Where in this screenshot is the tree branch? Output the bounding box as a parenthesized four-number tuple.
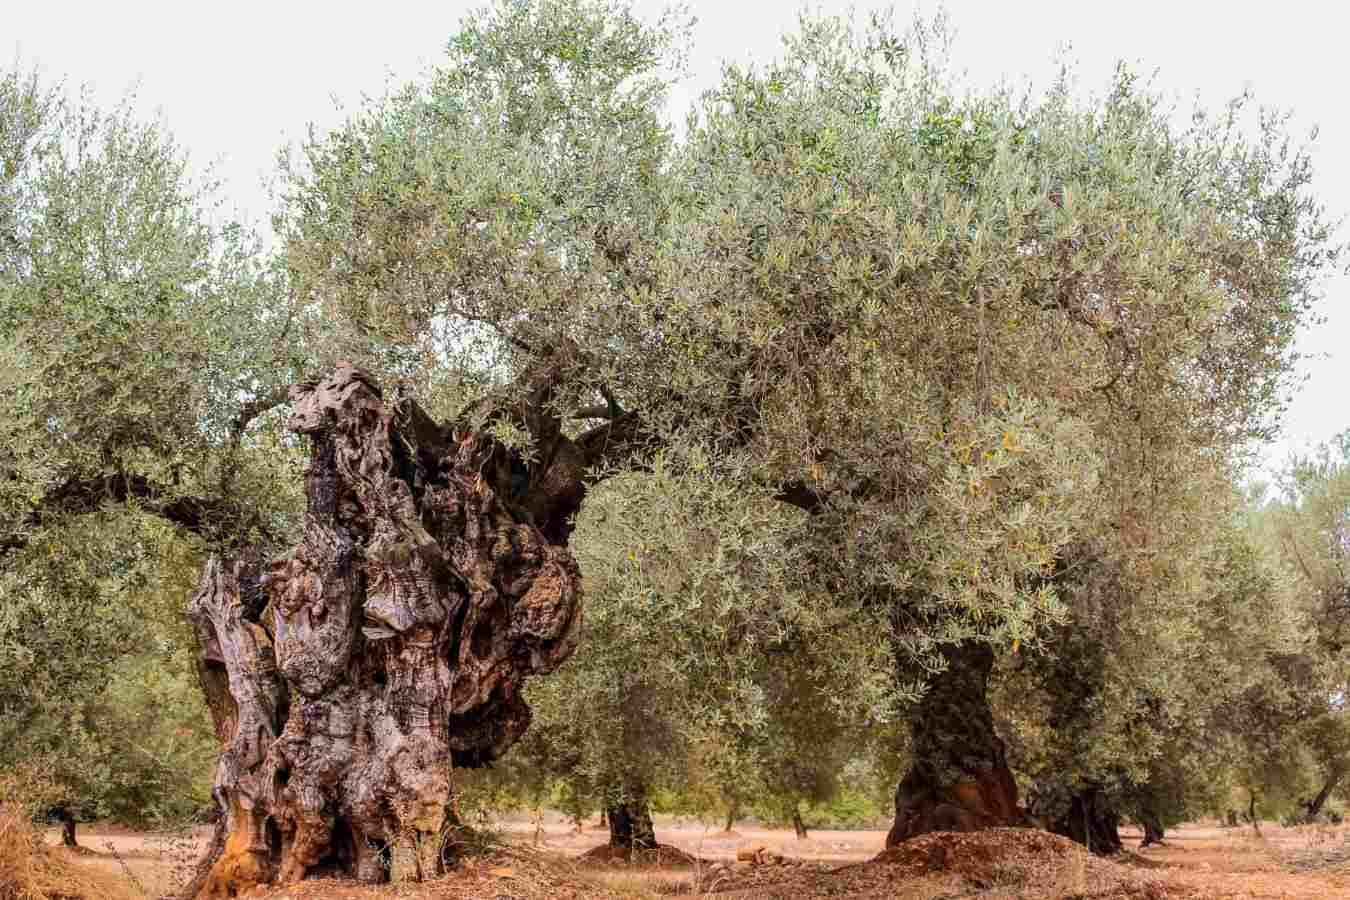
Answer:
(229, 388, 291, 445)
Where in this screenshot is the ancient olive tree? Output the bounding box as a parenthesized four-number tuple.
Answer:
(998, 513, 1311, 851)
(254, 4, 1342, 873)
(182, 1, 698, 893)
(1251, 434, 1350, 819)
(666, 15, 1339, 846)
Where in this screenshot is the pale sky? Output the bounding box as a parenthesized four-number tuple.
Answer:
(11, 1, 1347, 471)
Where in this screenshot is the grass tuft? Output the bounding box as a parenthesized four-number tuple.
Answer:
(0, 802, 142, 900)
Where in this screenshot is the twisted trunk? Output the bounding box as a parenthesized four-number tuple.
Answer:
(184, 363, 629, 898)
(607, 782, 656, 851)
(886, 642, 1019, 846)
(1032, 784, 1122, 855)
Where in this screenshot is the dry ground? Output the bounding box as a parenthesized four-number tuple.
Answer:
(38, 816, 1350, 899)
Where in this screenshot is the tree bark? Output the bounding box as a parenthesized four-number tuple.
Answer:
(57, 809, 78, 848)
(1139, 815, 1164, 847)
(607, 782, 656, 852)
(1248, 792, 1261, 835)
(792, 809, 808, 840)
(184, 364, 612, 898)
(886, 642, 1019, 846)
(1032, 784, 1122, 855)
(1303, 769, 1343, 820)
(723, 802, 738, 833)
(1131, 783, 1165, 847)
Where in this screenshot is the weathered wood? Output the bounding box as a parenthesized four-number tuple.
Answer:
(186, 364, 589, 896)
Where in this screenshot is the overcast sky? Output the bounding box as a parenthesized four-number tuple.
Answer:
(11, 1, 1347, 473)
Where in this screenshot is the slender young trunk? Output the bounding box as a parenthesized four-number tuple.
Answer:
(607, 782, 656, 852)
(792, 809, 808, 840)
(723, 802, 738, 834)
(887, 642, 1019, 846)
(1248, 792, 1261, 835)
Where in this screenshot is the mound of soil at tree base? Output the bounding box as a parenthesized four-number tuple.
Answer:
(705, 828, 1197, 899)
(578, 842, 703, 866)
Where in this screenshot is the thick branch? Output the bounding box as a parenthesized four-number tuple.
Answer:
(1, 472, 245, 554)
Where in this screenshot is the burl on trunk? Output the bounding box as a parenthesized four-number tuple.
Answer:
(886, 642, 1019, 846)
(185, 364, 597, 897)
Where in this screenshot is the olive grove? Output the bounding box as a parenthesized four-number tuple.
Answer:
(0, 0, 1344, 896)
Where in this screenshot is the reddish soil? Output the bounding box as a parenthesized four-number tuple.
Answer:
(44, 818, 1350, 899)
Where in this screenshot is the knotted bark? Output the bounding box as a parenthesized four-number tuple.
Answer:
(886, 642, 1020, 846)
(186, 363, 612, 896)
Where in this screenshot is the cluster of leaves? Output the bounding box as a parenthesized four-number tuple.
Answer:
(0, 65, 296, 827)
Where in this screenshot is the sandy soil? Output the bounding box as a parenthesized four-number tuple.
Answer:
(45, 817, 1350, 898)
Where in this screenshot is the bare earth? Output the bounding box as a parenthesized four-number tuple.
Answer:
(45, 817, 1350, 898)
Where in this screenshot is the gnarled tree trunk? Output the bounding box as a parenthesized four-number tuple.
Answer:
(723, 801, 738, 833)
(1031, 783, 1122, 855)
(184, 363, 631, 898)
(886, 642, 1019, 846)
(607, 781, 656, 852)
(1139, 814, 1164, 848)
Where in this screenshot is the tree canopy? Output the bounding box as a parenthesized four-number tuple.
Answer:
(0, 1, 1345, 893)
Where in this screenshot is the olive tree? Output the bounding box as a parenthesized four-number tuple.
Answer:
(0, 64, 297, 845)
